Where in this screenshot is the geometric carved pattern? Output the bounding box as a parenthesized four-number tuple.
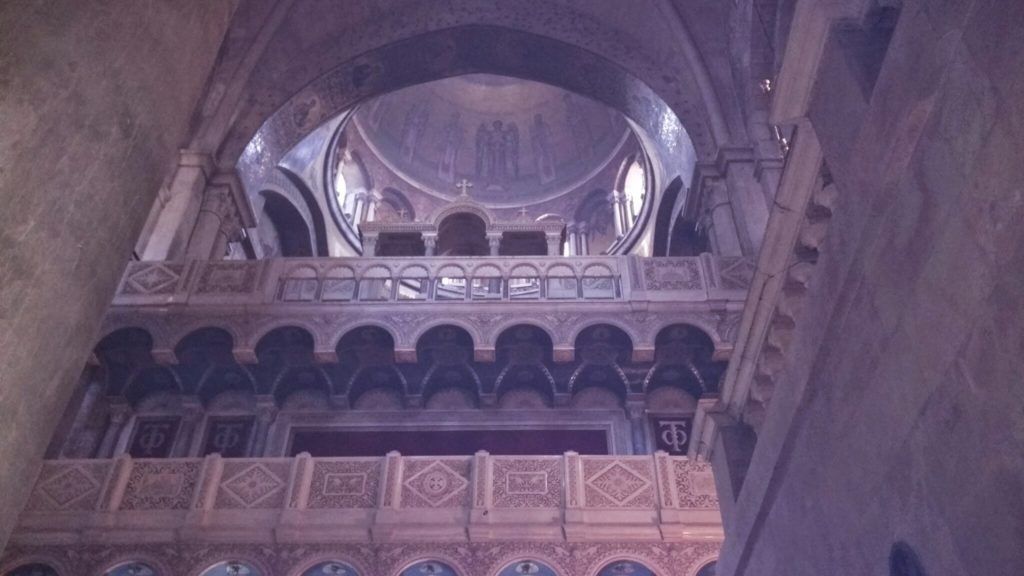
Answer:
(492, 457, 563, 509)
(582, 458, 655, 508)
(122, 263, 183, 295)
(716, 257, 756, 290)
(217, 461, 289, 509)
(673, 460, 719, 509)
(28, 462, 109, 511)
(642, 258, 703, 291)
(120, 461, 201, 511)
(307, 459, 380, 509)
(401, 459, 470, 508)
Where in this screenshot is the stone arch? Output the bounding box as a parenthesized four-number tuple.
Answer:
(98, 555, 173, 576)
(586, 556, 669, 576)
(430, 202, 495, 228)
(124, 365, 183, 407)
(687, 555, 720, 576)
(392, 557, 468, 576)
(167, 322, 244, 356)
(1, 557, 69, 576)
(409, 320, 481, 351)
(287, 555, 369, 576)
(188, 557, 273, 576)
(196, 364, 258, 406)
(488, 554, 569, 576)
(227, 23, 713, 192)
(250, 322, 322, 354)
(331, 321, 401, 354)
(567, 321, 639, 354)
(259, 189, 315, 257)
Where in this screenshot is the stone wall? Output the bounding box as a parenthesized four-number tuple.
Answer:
(0, 0, 235, 549)
(721, 1, 1024, 574)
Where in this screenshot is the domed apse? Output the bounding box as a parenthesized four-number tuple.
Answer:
(325, 75, 653, 255)
(241, 71, 694, 258)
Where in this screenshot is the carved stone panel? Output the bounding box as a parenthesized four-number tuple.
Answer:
(216, 460, 290, 509)
(581, 458, 655, 508)
(400, 458, 471, 508)
(120, 461, 201, 510)
(491, 457, 563, 509)
(307, 459, 381, 509)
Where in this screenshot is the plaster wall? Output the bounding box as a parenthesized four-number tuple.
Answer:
(0, 0, 235, 550)
(722, 1, 1024, 574)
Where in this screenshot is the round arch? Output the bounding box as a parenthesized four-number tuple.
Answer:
(287, 555, 369, 576)
(586, 556, 670, 576)
(233, 25, 702, 205)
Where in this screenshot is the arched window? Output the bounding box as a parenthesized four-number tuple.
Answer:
(301, 561, 359, 576)
(623, 159, 646, 224)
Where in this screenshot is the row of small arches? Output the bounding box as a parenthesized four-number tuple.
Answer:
(283, 261, 616, 280)
(4, 559, 717, 576)
(98, 322, 720, 408)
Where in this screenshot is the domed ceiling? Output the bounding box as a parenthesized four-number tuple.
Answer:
(349, 74, 633, 207)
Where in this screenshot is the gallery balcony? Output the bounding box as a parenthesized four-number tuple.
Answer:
(14, 452, 721, 545)
(102, 254, 753, 365)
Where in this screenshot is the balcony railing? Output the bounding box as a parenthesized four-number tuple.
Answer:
(101, 255, 753, 363)
(19, 452, 721, 542)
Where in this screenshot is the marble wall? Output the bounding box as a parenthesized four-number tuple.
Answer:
(720, 1, 1024, 574)
(0, 1, 236, 550)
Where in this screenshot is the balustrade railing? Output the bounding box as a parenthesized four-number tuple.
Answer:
(20, 452, 721, 541)
(113, 255, 754, 306)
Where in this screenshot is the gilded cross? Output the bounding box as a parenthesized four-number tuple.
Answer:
(396, 207, 407, 220)
(455, 178, 473, 197)
(518, 206, 529, 219)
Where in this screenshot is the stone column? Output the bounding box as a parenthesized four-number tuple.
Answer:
(545, 232, 562, 256)
(565, 223, 579, 256)
(363, 233, 378, 257)
(577, 222, 590, 255)
(97, 404, 132, 458)
(487, 232, 503, 256)
(251, 403, 278, 457)
(626, 403, 648, 454)
(351, 191, 367, 224)
(173, 401, 204, 457)
(365, 190, 381, 223)
(706, 179, 744, 257)
(184, 180, 238, 260)
(423, 233, 438, 257)
(610, 191, 627, 238)
(61, 377, 105, 458)
(138, 151, 215, 260)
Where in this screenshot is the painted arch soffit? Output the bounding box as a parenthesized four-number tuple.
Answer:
(233, 26, 701, 194)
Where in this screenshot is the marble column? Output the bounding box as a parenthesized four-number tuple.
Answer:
(351, 191, 367, 224)
(565, 223, 579, 256)
(487, 232, 503, 256)
(184, 182, 237, 260)
(423, 233, 438, 256)
(577, 222, 590, 255)
(626, 404, 649, 454)
(545, 233, 562, 256)
(706, 179, 744, 257)
(138, 152, 216, 260)
(61, 377, 105, 458)
(97, 404, 131, 458)
(251, 403, 279, 457)
(173, 401, 204, 457)
(611, 191, 629, 238)
(363, 234, 378, 257)
(365, 190, 381, 222)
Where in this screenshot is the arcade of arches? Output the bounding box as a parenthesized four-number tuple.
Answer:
(2, 1, 1023, 575)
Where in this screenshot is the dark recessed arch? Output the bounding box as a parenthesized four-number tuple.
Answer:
(259, 190, 315, 257)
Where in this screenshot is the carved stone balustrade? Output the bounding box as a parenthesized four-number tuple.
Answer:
(104, 255, 753, 364)
(15, 453, 721, 545)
